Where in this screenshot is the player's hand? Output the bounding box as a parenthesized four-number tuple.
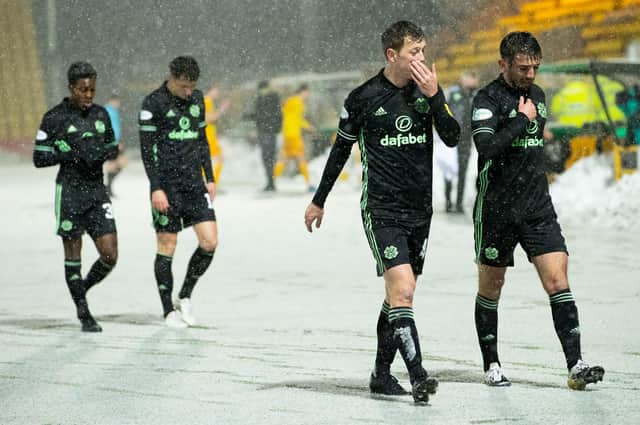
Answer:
(304, 203, 324, 233)
(205, 181, 216, 202)
(151, 190, 170, 213)
(518, 96, 537, 121)
(411, 61, 438, 98)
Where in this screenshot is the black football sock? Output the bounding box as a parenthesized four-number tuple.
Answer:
(65, 260, 90, 318)
(155, 253, 174, 317)
(389, 307, 426, 384)
(178, 247, 214, 299)
(475, 293, 500, 371)
(84, 259, 115, 292)
(374, 300, 396, 376)
(550, 289, 582, 370)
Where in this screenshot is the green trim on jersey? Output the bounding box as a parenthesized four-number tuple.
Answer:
(140, 125, 157, 132)
(34, 145, 54, 152)
(55, 183, 62, 233)
(358, 129, 385, 275)
(474, 160, 492, 264)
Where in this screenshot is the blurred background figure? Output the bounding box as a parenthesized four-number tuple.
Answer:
(104, 93, 128, 198)
(249, 80, 282, 192)
(447, 71, 478, 214)
(274, 83, 316, 192)
(435, 130, 458, 213)
(204, 83, 231, 184)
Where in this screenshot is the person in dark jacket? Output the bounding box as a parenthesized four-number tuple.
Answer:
(252, 80, 282, 191)
(447, 71, 478, 213)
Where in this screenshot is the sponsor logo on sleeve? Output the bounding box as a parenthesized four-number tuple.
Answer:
(472, 108, 493, 121)
(36, 130, 47, 141)
(340, 106, 349, 119)
(140, 110, 153, 120)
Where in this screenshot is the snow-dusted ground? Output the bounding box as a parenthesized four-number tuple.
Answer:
(0, 142, 638, 425)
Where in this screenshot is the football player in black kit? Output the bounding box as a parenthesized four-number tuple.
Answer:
(471, 32, 604, 390)
(33, 62, 119, 332)
(304, 21, 460, 404)
(139, 56, 218, 328)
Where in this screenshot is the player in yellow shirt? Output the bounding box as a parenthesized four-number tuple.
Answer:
(204, 84, 230, 183)
(274, 84, 315, 191)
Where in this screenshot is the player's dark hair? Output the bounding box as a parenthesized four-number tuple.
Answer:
(381, 20, 425, 54)
(296, 83, 309, 93)
(169, 56, 200, 81)
(67, 61, 97, 85)
(258, 80, 269, 90)
(500, 32, 542, 63)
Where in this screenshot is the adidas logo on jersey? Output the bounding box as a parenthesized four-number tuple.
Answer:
(67, 124, 78, 133)
(509, 109, 517, 118)
(374, 107, 387, 116)
(166, 109, 176, 118)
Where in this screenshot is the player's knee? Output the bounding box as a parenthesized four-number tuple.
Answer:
(544, 275, 569, 294)
(392, 284, 416, 306)
(101, 248, 118, 266)
(199, 238, 217, 252)
(158, 237, 177, 254)
(480, 277, 505, 298)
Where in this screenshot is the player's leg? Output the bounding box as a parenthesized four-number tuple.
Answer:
(84, 233, 117, 294)
(61, 238, 102, 332)
(362, 218, 406, 395)
(474, 220, 516, 386)
(174, 192, 218, 326)
(525, 216, 604, 389)
(155, 231, 185, 328)
(174, 220, 217, 326)
(477, 265, 510, 386)
(364, 217, 436, 403)
(84, 194, 118, 294)
(57, 184, 101, 331)
(384, 264, 437, 403)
